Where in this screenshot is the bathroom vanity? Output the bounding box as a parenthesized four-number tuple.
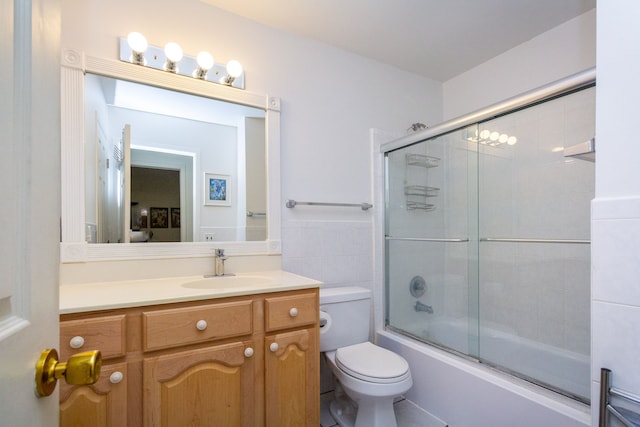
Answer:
(58, 271, 321, 426)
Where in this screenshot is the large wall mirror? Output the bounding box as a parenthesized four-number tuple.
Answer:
(60, 49, 281, 262)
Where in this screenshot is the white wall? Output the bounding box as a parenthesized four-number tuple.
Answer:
(443, 9, 596, 121)
(592, 2, 640, 425)
(61, 0, 442, 286)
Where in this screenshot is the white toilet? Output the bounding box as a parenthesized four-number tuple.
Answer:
(320, 286, 412, 427)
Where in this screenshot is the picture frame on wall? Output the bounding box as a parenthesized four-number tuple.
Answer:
(150, 207, 169, 228)
(204, 173, 231, 206)
(170, 207, 180, 228)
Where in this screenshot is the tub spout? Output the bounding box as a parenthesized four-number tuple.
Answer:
(414, 301, 433, 314)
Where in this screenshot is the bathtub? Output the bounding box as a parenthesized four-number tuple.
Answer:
(405, 317, 590, 401)
(376, 326, 591, 427)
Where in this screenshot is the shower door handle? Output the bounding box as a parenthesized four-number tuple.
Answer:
(480, 238, 590, 244)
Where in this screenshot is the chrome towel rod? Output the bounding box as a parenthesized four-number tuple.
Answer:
(286, 199, 373, 211)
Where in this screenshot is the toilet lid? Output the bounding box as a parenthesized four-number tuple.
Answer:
(335, 342, 410, 384)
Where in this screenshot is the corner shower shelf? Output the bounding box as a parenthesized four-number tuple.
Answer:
(405, 185, 439, 197)
(405, 153, 440, 212)
(406, 201, 436, 211)
(405, 153, 440, 168)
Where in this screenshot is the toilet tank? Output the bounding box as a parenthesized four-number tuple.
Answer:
(319, 286, 371, 352)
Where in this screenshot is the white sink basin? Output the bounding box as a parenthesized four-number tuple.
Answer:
(181, 275, 274, 289)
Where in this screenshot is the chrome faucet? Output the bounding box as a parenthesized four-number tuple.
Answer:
(414, 301, 434, 314)
(213, 248, 227, 276)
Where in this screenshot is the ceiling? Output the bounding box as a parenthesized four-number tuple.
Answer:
(200, 0, 595, 82)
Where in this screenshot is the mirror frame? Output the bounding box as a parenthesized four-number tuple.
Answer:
(60, 48, 281, 263)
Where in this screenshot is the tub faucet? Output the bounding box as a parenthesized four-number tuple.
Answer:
(414, 301, 434, 314)
(213, 248, 227, 276)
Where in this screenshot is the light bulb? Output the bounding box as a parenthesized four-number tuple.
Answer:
(163, 42, 183, 73)
(499, 134, 508, 144)
(479, 130, 491, 140)
(226, 60, 243, 78)
(164, 42, 183, 62)
(489, 131, 500, 141)
(197, 52, 214, 70)
(507, 136, 518, 145)
(127, 32, 148, 53)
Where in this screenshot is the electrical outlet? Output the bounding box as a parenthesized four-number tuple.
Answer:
(204, 233, 214, 241)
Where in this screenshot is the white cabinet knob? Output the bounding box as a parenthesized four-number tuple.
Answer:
(196, 320, 208, 331)
(244, 347, 254, 358)
(109, 371, 124, 384)
(69, 336, 85, 349)
(269, 342, 279, 352)
(289, 307, 298, 317)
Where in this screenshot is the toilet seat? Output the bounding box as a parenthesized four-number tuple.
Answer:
(335, 342, 410, 384)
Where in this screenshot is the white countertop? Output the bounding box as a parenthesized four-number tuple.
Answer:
(59, 270, 323, 314)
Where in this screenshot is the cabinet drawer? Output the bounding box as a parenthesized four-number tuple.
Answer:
(60, 315, 126, 361)
(143, 300, 253, 351)
(265, 292, 318, 332)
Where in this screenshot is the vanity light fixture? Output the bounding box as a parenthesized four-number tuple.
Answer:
(221, 60, 243, 86)
(163, 42, 183, 73)
(119, 33, 245, 89)
(127, 32, 148, 65)
(193, 51, 214, 79)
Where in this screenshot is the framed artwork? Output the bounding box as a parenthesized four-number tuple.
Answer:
(204, 173, 231, 206)
(170, 207, 181, 228)
(150, 207, 169, 228)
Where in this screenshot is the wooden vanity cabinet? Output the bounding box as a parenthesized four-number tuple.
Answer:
(141, 299, 258, 427)
(59, 362, 128, 427)
(59, 288, 319, 427)
(59, 314, 128, 427)
(264, 292, 320, 427)
(143, 339, 258, 426)
(265, 328, 319, 427)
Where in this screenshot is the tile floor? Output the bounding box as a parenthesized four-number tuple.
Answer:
(320, 392, 447, 427)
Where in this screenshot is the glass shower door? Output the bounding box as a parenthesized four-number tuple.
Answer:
(476, 87, 594, 401)
(385, 125, 479, 357)
(384, 85, 594, 403)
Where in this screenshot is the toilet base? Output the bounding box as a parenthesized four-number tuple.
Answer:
(329, 395, 357, 427)
(329, 384, 399, 427)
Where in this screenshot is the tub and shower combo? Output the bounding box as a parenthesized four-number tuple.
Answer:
(377, 69, 595, 426)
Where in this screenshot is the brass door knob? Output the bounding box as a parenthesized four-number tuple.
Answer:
(35, 348, 102, 397)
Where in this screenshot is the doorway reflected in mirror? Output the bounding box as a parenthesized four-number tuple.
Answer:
(84, 74, 267, 243)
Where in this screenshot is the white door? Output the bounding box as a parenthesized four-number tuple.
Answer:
(121, 125, 132, 243)
(0, 0, 61, 424)
(96, 117, 109, 243)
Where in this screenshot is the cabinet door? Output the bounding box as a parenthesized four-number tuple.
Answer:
(143, 340, 255, 427)
(265, 328, 319, 427)
(59, 363, 128, 427)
